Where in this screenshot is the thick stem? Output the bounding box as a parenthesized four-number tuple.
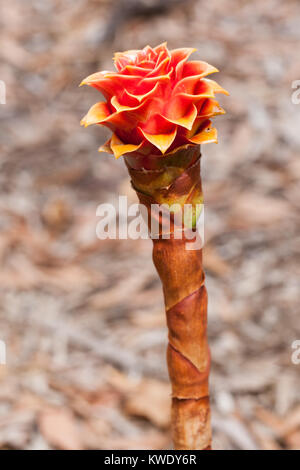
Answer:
(125, 146, 211, 450)
(153, 235, 211, 450)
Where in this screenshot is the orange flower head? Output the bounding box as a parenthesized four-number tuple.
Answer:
(80, 43, 228, 158)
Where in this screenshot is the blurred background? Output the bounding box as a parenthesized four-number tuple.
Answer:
(0, 0, 299, 450)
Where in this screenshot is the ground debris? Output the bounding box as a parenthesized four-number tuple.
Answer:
(0, 0, 299, 450)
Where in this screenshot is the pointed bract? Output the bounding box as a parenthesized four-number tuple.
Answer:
(81, 43, 227, 156)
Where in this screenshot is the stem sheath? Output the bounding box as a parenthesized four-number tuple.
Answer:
(125, 145, 211, 450)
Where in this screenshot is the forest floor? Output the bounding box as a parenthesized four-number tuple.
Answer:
(0, 0, 299, 449)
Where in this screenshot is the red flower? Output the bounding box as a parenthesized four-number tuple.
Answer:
(81, 43, 228, 158)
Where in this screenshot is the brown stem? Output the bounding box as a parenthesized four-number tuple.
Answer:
(153, 235, 211, 450)
(125, 146, 211, 450)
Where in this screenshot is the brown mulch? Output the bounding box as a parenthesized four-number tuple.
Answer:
(0, 0, 299, 450)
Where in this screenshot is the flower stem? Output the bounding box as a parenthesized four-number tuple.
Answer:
(125, 146, 211, 450)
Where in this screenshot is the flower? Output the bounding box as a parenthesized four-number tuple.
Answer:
(80, 43, 228, 158)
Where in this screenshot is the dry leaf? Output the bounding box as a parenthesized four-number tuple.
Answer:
(203, 243, 231, 276)
(38, 407, 82, 450)
(99, 430, 170, 450)
(41, 198, 73, 234)
(125, 379, 171, 429)
(229, 193, 291, 229)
